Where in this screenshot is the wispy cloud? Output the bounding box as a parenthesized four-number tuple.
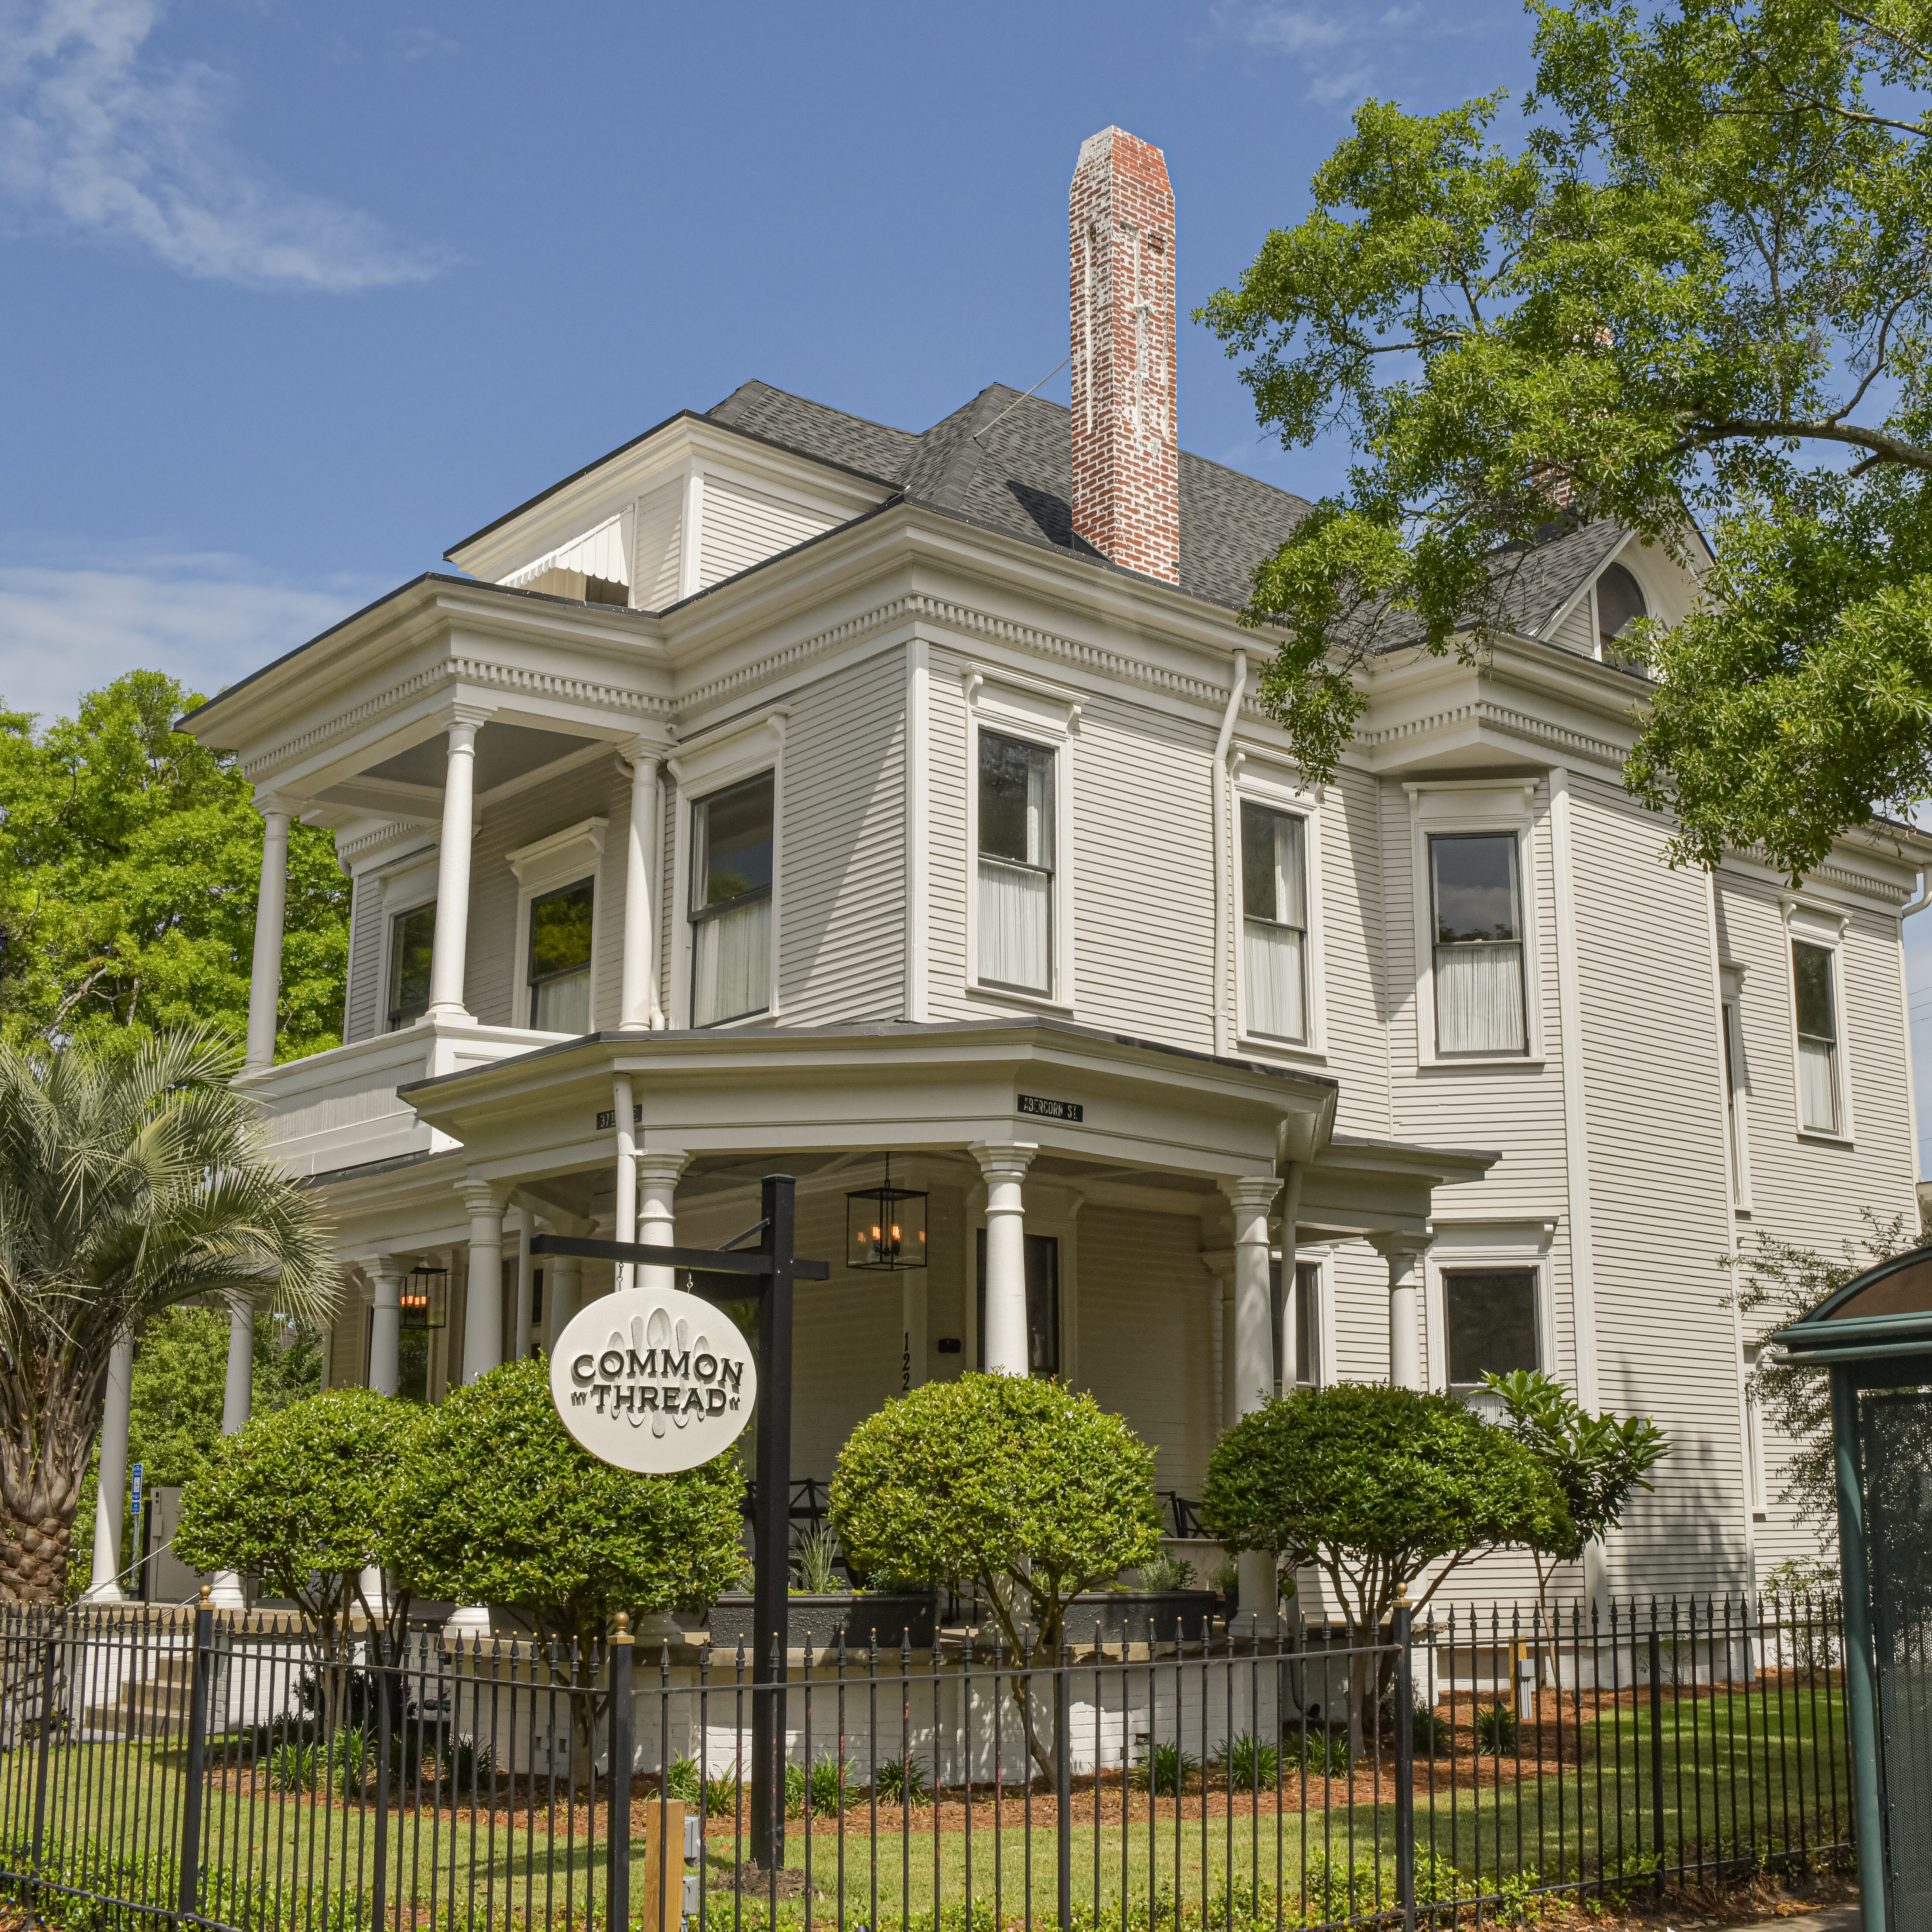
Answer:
(1212, 0, 1489, 108)
(0, 548, 367, 723)
(0, 0, 453, 291)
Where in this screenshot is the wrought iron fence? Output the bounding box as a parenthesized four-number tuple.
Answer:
(0, 1590, 1851, 1932)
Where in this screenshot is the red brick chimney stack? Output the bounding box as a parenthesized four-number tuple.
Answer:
(1069, 127, 1180, 585)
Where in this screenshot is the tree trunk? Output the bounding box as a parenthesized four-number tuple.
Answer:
(0, 1346, 112, 1606)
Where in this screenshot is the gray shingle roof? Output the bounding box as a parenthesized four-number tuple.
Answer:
(704, 379, 1626, 648)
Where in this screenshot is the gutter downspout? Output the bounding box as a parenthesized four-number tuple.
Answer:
(1212, 651, 1248, 1058)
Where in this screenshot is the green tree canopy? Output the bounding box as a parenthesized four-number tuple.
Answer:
(1203, 1383, 1570, 1752)
(830, 1373, 1162, 1782)
(0, 1027, 335, 1604)
(1200, 0, 1932, 878)
(0, 671, 347, 1055)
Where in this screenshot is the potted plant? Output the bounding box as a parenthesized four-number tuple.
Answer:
(704, 1527, 939, 1652)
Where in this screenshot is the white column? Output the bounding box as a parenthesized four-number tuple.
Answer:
(547, 1252, 583, 1350)
(459, 1182, 507, 1383)
(208, 1299, 255, 1609)
(366, 1258, 405, 1398)
(1372, 1233, 1433, 1391)
(245, 804, 291, 1073)
(511, 1210, 535, 1360)
(425, 709, 488, 1022)
(619, 744, 663, 1031)
(85, 1330, 135, 1601)
(971, 1143, 1037, 1375)
(635, 1151, 689, 1295)
(611, 1076, 637, 1292)
(1223, 1175, 1283, 1637)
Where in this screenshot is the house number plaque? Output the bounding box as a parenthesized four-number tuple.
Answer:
(549, 1285, 757, 1473)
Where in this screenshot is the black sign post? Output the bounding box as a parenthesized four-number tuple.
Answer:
(532, 1172, 828, 1873)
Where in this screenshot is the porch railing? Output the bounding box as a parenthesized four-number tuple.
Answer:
(0, 1591, 1851, 1931)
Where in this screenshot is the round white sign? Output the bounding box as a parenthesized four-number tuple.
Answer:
(549, 1286, 757, 1474)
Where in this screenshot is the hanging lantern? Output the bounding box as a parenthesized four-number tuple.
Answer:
(399, 1263, 449, 1330)
(845, 1156, 928, 1272)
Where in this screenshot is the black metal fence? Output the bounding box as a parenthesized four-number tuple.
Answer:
(0, 1591, 1851, 1932)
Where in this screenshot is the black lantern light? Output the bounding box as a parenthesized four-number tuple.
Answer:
(400, 1263, 449, 1330)
(846, 1156, 928, 1271)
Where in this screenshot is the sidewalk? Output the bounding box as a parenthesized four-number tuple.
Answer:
(1715, 1910, 1859, 1932)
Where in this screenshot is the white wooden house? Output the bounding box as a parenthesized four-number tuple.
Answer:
(127, 126, 1928, 1621)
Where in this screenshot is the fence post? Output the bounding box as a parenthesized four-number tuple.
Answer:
(372, 1624, 393, 1932)
(1647, 1614, 1665, 1910)
(607, 1614, 635, 1932)
(1394, 1601, 1415, 1932)
(176, 1587, 216, 1926)
(28, 1608, 59, 1910)
(1056, 1636, 1073, 1931)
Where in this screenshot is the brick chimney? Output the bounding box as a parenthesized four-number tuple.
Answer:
(1069, 127, 1179, 585)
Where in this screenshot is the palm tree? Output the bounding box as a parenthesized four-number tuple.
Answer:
(0, 1028, 337, 1605)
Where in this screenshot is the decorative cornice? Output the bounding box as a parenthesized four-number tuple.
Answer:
(1357, 698, 1625, 771)
(336, 821, 433, 866)
(1728, 845, 1912, 906)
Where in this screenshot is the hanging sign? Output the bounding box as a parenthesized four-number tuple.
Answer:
(549, 1286, 757, 1474)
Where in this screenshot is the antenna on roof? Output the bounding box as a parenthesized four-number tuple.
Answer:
(971, 356, 1071, 444)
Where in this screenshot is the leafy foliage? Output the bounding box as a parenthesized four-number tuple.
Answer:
(0, 1028, 335, 1602)
(384, 1355, 745, 1649)
(0, 672, 347, 1054)
(1199, 0, 1932, 876)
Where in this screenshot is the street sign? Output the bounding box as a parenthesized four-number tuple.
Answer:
(549, 1286, 757, 1474)
(130, 1462, 142, 1525)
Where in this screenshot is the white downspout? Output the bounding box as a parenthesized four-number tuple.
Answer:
(1212, 651, 1248, 1057)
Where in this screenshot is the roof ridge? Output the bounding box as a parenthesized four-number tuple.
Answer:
(708, 377, 920, 445)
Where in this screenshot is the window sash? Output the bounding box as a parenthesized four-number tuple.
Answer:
(1244, 921, 1308, 1042)
(693, 895, 771, 1027)
(532, 970, 591, 1034)
(978, 856, 1052, 992)
(978, 731, 1055, 868)
(1443, 1267, 1540, 1387)
(1791, 940, 1840, 1133)
(1241, 805, 1309, 1042)
(1433, 941, 1526, 1055)
(387, 903, 436, 1032)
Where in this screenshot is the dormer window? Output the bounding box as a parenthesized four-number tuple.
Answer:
(1597, 563, 1647, 667)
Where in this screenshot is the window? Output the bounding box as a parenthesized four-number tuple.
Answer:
(1744, 1359, 1767, 1515)
(1430, 833, 1526, 1056)
(1271, 1258, 1320, 1390)
(1792, 938, 1841, 1134)
(691, 772, 774, 1026)
(977, 730, 1055, 993)
(1443, 1268, 1539, 1388)
(1722, 994, 1749, 1204)
(1596, 563, 1648, 667)
(1242, 803, 1309, 1042)
(386, 902, 435, 1031)
(975, 1231, 1060, 1376)
(527, 878, 594, 1032)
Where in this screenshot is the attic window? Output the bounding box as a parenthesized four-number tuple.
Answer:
(1597, 563, 1647, 665)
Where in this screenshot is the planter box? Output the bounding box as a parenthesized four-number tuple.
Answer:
(705, 1593, 937, 1652)
(1060, 1589, 1220, 1645)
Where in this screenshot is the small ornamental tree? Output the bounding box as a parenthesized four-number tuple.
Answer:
(174, 1389, 422, 1737)
(384, 1357, 744, 1789)
(1480, 1371, 1668, 1630)
(1203, 1384, 1570, 1756)
(829, 1373, 1162, 1783)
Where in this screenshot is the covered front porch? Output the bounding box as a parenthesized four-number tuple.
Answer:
(306, 1016, 1495, 1629)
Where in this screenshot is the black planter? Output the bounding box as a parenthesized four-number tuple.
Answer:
(705, 1592, 938, 1652)
(1058, 1589, 1220, 1645)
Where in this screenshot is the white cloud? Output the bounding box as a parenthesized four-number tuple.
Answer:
(0, 0, 452, 291)
(1212, 0, 1492, 109)
(0, 551, 365, 722)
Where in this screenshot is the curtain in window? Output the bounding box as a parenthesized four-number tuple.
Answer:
(1240, 806, 1308, 1041)
(533, 970, 590, 1034)
(978, 857, 1050, 991)
(1798, 1037, 1838, 1133)
(695, 897, 770, 1026)
(1244, 922, 1306, 1040)
(1434, 942, 1525, 1054)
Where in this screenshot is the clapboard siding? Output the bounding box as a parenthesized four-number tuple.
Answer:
(923, 649, 974, 1020)
(343, 871, 384, 1045)
(777, 648, 907, 1024)
(1546, 596, 1595, 657)
(633, 479, 682, 609)
(1320, 766, 1391, 1139)
(699, 477, 837, 589)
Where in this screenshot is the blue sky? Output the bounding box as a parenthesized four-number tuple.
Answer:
(2, 0, 1929, 1172)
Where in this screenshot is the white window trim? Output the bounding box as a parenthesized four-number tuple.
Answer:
(667, 708, 787, 1029)
(1424, 1219, 1557, 1393)
(1407, 781, 1546, 1068)
(1233, 750, 1326, 1060)
(505, 817, 608, 1034)
(1720, 962, 1754, 1213)
(1780, 897, 1855, 1145)
(369, 846, 440, 1033)
(963, 667, 1079, 1012)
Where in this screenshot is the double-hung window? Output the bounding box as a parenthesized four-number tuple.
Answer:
(977, 730, 1055, 994)
(1430, 832, 1527, 1056)
(386, 903, 435, 1031)
(1792, 938, 1842, 1134)
(1241, 803, 1309, 1043)
(527, 878, 594, 1033)
(691, 772, 774, 1026)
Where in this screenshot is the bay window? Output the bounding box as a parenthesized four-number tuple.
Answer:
(978, 729, 1055, 994)
(1792, 938, 1841, 1134)
(527, 878, 594, 1033)
(1241, 802, 1309, 1042)
(1430, 831, 1527, 1056)
(691, 771, 774, 1026)
(386, 902, 435, 1032)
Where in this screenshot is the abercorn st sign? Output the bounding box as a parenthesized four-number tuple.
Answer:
(549, 1285, 757, 1473)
